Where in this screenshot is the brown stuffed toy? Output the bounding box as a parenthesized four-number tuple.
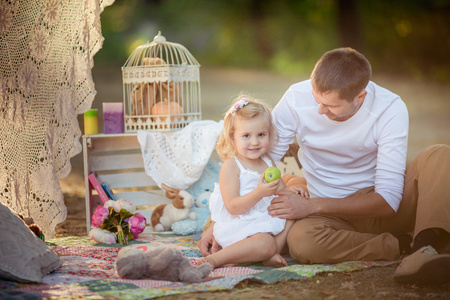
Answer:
(130, 57, 179, 121)
(17, 213, 45, 241)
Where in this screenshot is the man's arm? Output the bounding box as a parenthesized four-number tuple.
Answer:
(372, 99, 409, 212)
(268, 191, 395, 220)
(270, 89, 299, 164)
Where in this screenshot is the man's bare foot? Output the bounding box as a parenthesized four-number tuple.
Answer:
(198, 255, 218, 269)
(262, 253, 288, 268)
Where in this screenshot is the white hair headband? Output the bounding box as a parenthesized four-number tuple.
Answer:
(230, 98, 249, 114)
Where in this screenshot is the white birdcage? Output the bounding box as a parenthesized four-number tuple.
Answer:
(122, 31, 201, 132)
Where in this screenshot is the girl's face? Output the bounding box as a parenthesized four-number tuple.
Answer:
(232, 114, 271, 161)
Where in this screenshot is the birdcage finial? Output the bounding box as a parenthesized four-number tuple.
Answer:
(153, 31, 166, 43)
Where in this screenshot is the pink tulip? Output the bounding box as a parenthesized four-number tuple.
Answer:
(88, 228, 117, 244)
(128, 213, 146, 238)
(91, 206, 109, 227)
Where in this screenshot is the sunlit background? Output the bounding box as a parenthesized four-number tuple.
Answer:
(65, 0, 450, 194)
(96, 0, 450, 80)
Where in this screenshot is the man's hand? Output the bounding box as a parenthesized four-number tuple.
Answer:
(270, 190, 395, 220)
(283, 185, 309, 199)
(198, 223, 220, 257)
(268, 191, 313, 219)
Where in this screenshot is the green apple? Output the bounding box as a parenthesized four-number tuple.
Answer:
(264, 167, 281, 183)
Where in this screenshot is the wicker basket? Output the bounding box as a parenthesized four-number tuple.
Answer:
(122, 31, 201, 132)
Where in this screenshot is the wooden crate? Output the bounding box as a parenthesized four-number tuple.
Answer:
(83, 134, 170, 235)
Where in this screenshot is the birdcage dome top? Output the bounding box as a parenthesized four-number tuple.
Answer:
(123, 31, 200, 68)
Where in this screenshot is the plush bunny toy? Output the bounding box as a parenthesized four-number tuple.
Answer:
(150, 183, 197, 232)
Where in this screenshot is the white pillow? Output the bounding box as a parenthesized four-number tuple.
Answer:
(0, 203, 61, 283)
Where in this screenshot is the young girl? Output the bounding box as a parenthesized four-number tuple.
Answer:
(198, 96, 309, 269)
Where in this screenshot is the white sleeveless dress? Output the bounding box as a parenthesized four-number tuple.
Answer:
(209, 156, 286, 249)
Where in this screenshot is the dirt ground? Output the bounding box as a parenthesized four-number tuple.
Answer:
(56, 67, 450, 299)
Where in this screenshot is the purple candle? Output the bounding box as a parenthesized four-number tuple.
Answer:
(103, 102, 124, 134)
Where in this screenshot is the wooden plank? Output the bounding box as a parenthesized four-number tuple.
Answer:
(85, 134, 140, 152)
(87, 152, 145, 172)
(114, 191, 169, 206)
(97, 172, 158, 189)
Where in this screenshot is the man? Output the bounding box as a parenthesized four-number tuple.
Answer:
(199, 48, 450, 285)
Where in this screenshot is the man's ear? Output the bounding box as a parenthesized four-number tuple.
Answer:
(357, 90, 367, 103)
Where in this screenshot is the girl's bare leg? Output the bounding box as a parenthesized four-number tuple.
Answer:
(263, 220, 295, 267)
(198, 233, 276, 269)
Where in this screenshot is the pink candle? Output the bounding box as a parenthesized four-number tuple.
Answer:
(103, 102, 124, 134)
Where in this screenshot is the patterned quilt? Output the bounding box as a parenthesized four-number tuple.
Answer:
(0, 233, 393, 299)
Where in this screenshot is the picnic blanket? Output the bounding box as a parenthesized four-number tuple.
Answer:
(0, 233, 394, 299)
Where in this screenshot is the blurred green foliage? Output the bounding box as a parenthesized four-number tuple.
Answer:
(96, 0, 450, 82)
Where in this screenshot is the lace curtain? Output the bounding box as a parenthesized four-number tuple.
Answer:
(0, 0, 114, 238)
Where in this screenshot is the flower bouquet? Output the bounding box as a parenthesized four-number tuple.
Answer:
(89, 199, 146, 245)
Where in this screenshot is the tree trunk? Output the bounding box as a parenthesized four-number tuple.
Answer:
(337, 0, 362, 51)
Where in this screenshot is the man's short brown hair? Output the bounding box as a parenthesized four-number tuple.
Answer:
(311, 48, 372, 101)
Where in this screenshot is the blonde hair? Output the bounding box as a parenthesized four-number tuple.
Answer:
(216, 94, 278, 161)
(311, 47, 372, 101)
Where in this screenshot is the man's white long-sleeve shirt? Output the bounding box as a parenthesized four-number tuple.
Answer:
(271, 80, 409, 212)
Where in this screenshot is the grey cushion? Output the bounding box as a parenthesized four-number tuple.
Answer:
(0, 202, 61, 283)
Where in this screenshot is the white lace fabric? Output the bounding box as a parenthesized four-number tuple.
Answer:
(0, 0, 114, 238)
(137, 120, 224, 190)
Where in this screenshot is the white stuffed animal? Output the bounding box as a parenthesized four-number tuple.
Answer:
(150, 183, 197, 232)
(171, 190, 212, 235)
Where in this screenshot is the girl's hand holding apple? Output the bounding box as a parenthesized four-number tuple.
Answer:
(256, 173, 281, 198)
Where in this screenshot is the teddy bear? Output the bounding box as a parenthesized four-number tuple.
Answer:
(130, 57, 179, 122)
(150, 183, 197, 232)
(171, 159, 220, 235)
(115, 243, 211, 282)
